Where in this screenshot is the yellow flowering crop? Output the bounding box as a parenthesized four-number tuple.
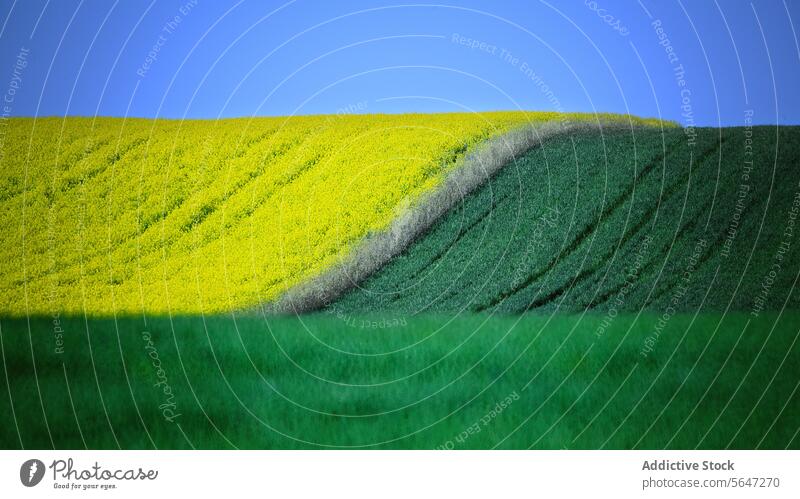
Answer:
(0, 112, 663, 315)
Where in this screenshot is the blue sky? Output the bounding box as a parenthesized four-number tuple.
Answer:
(1, 0, 798, 125)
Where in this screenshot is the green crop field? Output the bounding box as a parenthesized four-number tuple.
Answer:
(1, 120, 798, 449)
(332, 126, 800, 314)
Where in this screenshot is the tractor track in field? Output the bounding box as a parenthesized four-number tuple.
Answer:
(473, 132, 688, 312)
(510, 136, 725, 312)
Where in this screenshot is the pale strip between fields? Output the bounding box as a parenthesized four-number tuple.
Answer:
(266, 119, 649, 314)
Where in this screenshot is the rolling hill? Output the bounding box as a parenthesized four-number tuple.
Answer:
(0, 115, 797, 450)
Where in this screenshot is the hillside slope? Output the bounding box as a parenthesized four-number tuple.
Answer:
(331, 126, 800, 315)
(1, 112, 659, 315)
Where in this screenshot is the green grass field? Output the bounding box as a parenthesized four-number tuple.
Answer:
(1, 312, 797, 449)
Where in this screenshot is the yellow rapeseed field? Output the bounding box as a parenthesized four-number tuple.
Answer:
(0, 112, 661, 315)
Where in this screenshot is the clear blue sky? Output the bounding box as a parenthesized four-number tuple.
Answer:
(1, 0, 798, 125)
